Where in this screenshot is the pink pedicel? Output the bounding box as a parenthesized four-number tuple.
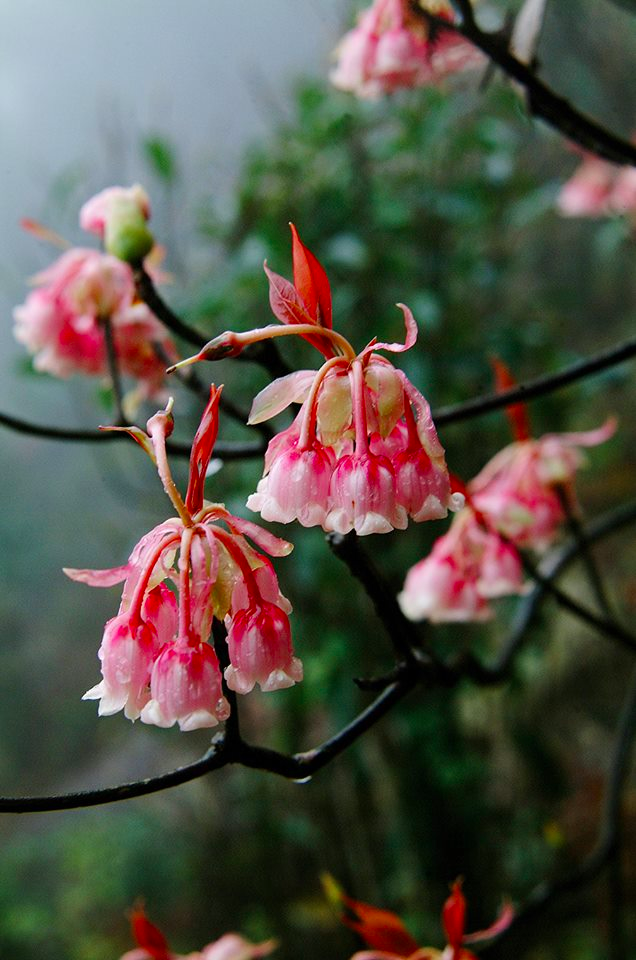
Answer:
(66, 387, 301, 731)
(240, 226, 463, 535)
(13, 244, 177, 399)
(330, 0, 484, 99)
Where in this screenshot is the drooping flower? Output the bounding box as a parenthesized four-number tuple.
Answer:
(172, 225, 463, 537)
(325, 876, 513, 960)
(121, 905, 277, 960)
(398, 505, 527, 623)
(399, 359, 616, 623)
(468, 419, 617, 552)
(13, 244, 177, 399)
(66, 387, 301, 731)
(330, 0, 484, 100)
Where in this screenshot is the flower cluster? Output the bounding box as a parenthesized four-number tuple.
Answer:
(399, 505, 527, 623)
(557, 150, 636, 221)
(14, 187, 177, 400)
(175, 225, 462, 537)
(399, 362, 616, 622)
(330, 0, 484, 99)
(66, 387, 302, 731)
(122, 905, 277, 960)
(326, 876, 512, 960)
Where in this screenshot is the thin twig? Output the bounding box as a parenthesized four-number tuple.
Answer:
(433, 335, 636, 427)
(0, 410, 265, 460)
(410, 4, 636, 166)
(481, 664, 636, 954)
(102, 314, 127, 425)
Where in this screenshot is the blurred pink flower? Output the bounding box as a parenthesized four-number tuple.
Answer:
(66, 388, 301, 732)
(468, 420, 617, 551)
(557, 149, 636, 221)
(398, 507, 527, 623)
(80, 183, 154, 262)
(330, 0, 484, 99)
(14, 246, 177, 399)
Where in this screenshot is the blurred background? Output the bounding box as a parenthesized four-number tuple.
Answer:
(1, 2, 636, 958)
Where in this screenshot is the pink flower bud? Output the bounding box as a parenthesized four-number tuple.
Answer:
(80, 184, 154, 263)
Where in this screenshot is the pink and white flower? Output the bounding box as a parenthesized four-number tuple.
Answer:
(398, 507, 527, 623)
(66, 387, 301, 731)
(330, 0, 484, 99)
(468, 419, 617, 552)
(13, 245, 177, 398)
(198, 226, 462, 536)
(557, 148, 636, 222)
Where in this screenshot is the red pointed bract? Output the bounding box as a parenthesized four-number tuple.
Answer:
(491, 356, 531, 443)
(290, 222, 332, 329)
(185, 384, 222, 513)
(340, 894, 420, 957)
(130, 907, 172, 960)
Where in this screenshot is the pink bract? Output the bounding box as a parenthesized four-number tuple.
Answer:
(79, 184, 151, 235)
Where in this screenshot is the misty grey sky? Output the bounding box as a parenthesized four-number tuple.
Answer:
(0, 0, 345, 396)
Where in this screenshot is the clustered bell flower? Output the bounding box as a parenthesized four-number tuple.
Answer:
(65, 387, 302, 732)
(330, 0, 484, 99)
(13, 186, 177, 400)
(399, 359, 616, 623)
(172, 225, 463, 537)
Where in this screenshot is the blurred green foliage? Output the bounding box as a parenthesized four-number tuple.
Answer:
(2, 64, 636, 960)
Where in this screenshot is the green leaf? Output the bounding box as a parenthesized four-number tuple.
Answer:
(142, 135, 178, 183)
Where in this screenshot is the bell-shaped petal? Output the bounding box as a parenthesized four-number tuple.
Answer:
(225, 601, 302, 694)
(83, 615, 159, 720)
(247, 440, 335, 528)
(141, 641, 230, 732)
(325, 452, 408, 536)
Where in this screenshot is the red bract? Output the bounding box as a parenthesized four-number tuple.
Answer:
(65, 387, 301, 732)
(333, 879, 512, 960)
(122, 906, 277, 960)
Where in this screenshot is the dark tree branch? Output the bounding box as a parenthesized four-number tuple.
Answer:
(134, 266, 208, 348)
(410, 4, 636, 166)
(2, 502, 635, 814)
(433, 335, 636, 427)
(0, 410, 265, 460)
(481, 663, 636, 954)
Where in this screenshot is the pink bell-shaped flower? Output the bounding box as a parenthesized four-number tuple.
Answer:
(141, 640, 230, 732)
(398, 508, 526, 623)
(82, 614, 160, 720)
(67, 387, 301, 731)
(225, 600, 302, 694)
